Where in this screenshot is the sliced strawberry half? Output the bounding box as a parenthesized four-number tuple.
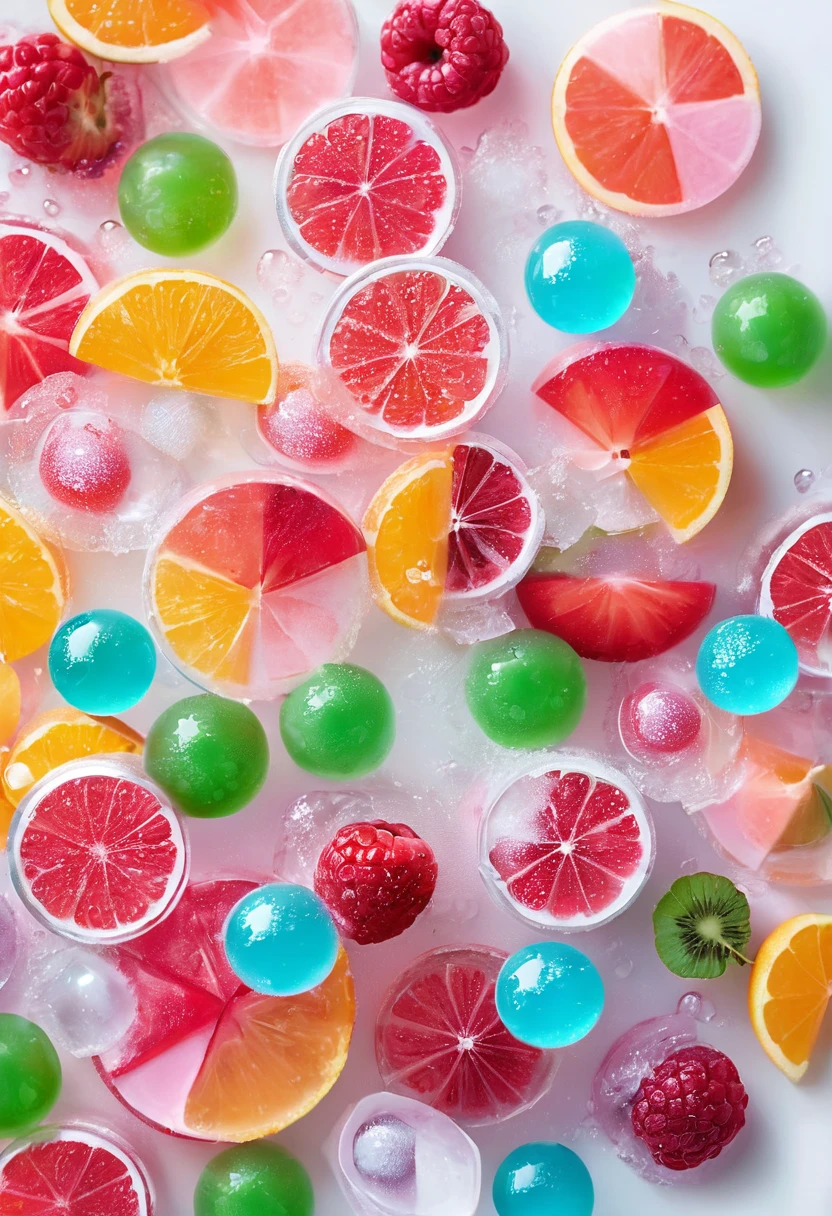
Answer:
(517, 573, 715, 662)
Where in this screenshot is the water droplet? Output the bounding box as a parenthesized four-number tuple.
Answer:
(750, 235, 782, 269)
(42, 198, 60, 218)
(9, 163, 32, 187)
(97, 219, 129, 256)
(614, 959, 633, 979)
(709, 249, 744, 289)
(536, 203, 563, 227)
(676, 991, 716, 1023)
(794, 469, 815, 494)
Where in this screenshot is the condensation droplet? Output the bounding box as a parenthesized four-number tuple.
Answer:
(708, 249, 744, 289)
(97, 219, 129, 256)
(676, 991, 716, 1023)
(614, 959, 633, 979)
(537, 203, 563, 227)
(9, 163, 32, 187)
(42, 198, 61, 218)
(794, 469, 815, 494)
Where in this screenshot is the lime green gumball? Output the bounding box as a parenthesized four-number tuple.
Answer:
(0, 1014, 61, 1136)
(194, 1142, 314, 1216)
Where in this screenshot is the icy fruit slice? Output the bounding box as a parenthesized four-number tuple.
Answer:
(759, 513, 832, 676)
(517, 574, 715, 662)
(0, 1127, 152, 1216)
(0, 496, 67, 663)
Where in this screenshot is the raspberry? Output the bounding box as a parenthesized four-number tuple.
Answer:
(381, 0, 509, 113)
(314, 820, 438, 945)
(631, 1045, 748, 1171)
(0, 33, 120, 173)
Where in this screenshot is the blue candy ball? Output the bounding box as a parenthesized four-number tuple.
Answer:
(48, 609, 156, 715)
(525, 220, 635, 333)
(493, 1143, 594, 1216)
(696, 614, 799, 715)
(224, 883, 339, 997)
(495, 942, 604, 1048)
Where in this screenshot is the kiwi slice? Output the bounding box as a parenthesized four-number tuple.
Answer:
(653, 872, 751, 979)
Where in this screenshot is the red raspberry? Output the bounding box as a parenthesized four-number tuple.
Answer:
(0, 33, 120, 172)
(314, 820, 438, 945)
(381, 0, 509, 113)
(631, 1045, 748, 1171)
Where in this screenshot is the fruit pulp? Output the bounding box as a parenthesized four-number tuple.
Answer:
(759, 512, 832, 675)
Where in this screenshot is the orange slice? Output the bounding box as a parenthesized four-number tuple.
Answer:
(48, 0, 211, 63)
(0, 664, 21, 747)
(184, 946, 355, 1140)
(628, 406, 733, 541)
(2, 708, 143, 808)
(363, 453, 453, 629)
(70, 271, 278, 405)
(735, 737, 832, 852)
(749, 914, 832, 1081)
(151, 556, 255, 687)
(0, 497, 67, 662)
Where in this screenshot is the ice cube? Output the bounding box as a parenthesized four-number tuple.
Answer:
(140, 391, 208, 460)
(28, 946, 137, 1057)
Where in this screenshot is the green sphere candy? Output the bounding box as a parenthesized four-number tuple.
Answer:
(711, 272, 827, 387)
(0, 1014, 61, 1136)
(144, 694, 268, 818)
(194, 1142, 313, 1216)
(118, 132, 238, 257)
(280, 663, 395, 780)
(466, 629, 586, 749)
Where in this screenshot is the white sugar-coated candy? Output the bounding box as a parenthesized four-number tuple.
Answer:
(0, 896, 17, 989)
(29, 948, 136, 1057)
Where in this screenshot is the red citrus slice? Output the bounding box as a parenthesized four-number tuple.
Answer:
(318, 259, 506, 447)
(375, 944, 556, 1125)
(0, 1126, 152, 1216)
(759, 513, 832, 677)
(277, 98, 458, 276)
(552, 2, 761, 216)
(0, 220, 98, 411)
(481, 760, 654, 930)
(8, 759, 188, 944)
(517, 573, 715, 662)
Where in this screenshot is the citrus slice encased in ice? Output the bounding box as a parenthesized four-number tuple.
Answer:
(0, 496, 68, 664)
(48, 0, 210, 63)
(759, 513, 832, 677)
(275, 96, 460, 276)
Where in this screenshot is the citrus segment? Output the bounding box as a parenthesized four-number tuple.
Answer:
(759, 514, 832, 676)
(0, 1127, 152, 1216)
(70, 270, 278, 405)
(0, 665, 20, 748)
(732, 737, 832, 853)
(552, 3, 761, 216)
(749, 914, 832, 1081)
(0, 497, 67, 663)
(151, 557, 255, 686)
(47, 0, 211, 62)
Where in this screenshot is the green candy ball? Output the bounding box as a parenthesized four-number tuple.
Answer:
(711, 272, 827, 387)
(466, 629, 587, 749)
(0, 1014, 61, 1136)
(118, 132, 238, 257)
(280, 663, 395, 780)
(194, 1142, 313, 1216)
(145, 694, 268, 818)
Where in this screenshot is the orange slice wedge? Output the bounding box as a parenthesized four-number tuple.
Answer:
(70, 271, 278, 405)
(363, 453, 453, 629)
(48, 0, 211, 63)
(0, 664, 21, 747)
(151, 556, 255, 687)
(749, 914, 832, 1081)
(0, 497, 67, 662)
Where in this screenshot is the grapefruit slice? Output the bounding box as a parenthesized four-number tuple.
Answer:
(375, 944, 556, 1125)
(48, 0, 211, 62)
(318, 258, 506, 447)
(0, 221, 98, 412)
(277, 97, 458, 276)
(759, 513, 832, 677)
(517, 573, 715, 662)
(481, 760, 654, 930)
(534, 343, 733, 542)
(0, 1125, 153, 1216)
(257, 363, 358, 475)
(95, 878, 356, 1141)
(167, 0, 358, 147)
(8, 759, 188, 944)
(146, 474, 367, 699)
(552, 2, 761, 216)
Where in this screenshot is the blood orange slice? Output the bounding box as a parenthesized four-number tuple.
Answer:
(759, 513, 832, 677)
(0, 221, 98, 411)
(552, 2, 761, 216)
(480, 759, 654, 930)
(375, 944, 556, 1125)
(8, 758, 188, 944)
(276, 97, 459, 276)
(318, 257, 507, 447)
(0, 1125, 153, 1216)
(533, 343, 733, 542)
(517, 573, 715, 662)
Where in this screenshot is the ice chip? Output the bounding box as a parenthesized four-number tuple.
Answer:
(28, 946, 137, 1057)
(141, 391, 208, 460)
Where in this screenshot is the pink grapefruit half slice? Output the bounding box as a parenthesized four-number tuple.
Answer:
(759, 513, 832, 677)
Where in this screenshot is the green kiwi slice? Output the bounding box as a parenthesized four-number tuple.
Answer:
(653, 872, 752, 979)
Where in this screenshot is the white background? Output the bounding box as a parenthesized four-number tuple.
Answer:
(1, 0, 832, 1213)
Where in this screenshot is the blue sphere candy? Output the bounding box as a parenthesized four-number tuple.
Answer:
(48, 609, 156, 715)
(224, 883, 339, 997)
(493, 1143, 594, 1216)
(495, 942, 604, 1049)
(525, 220, 636, 333)
(696, 614, 799, 715)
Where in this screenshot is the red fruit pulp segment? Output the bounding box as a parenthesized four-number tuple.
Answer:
(763, 517, 832, 660)
(489, 770, 645, 920)
(0, 1137, 146, 1216)
(16, 775, 182, 934)
(517, 574, 715, 662)
(447, 442, 534, 595)
(328, 270, 491, 432)
(0, 226, 97, 410)
(287, 112, 448, 264)
(533, 344, 719, 452)
(261, 482, 365, 590)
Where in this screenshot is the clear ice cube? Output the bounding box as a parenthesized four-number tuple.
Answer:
(27, 946, 137, 1057)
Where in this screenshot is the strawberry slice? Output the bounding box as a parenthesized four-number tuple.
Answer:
(517, 573, 715, 661)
